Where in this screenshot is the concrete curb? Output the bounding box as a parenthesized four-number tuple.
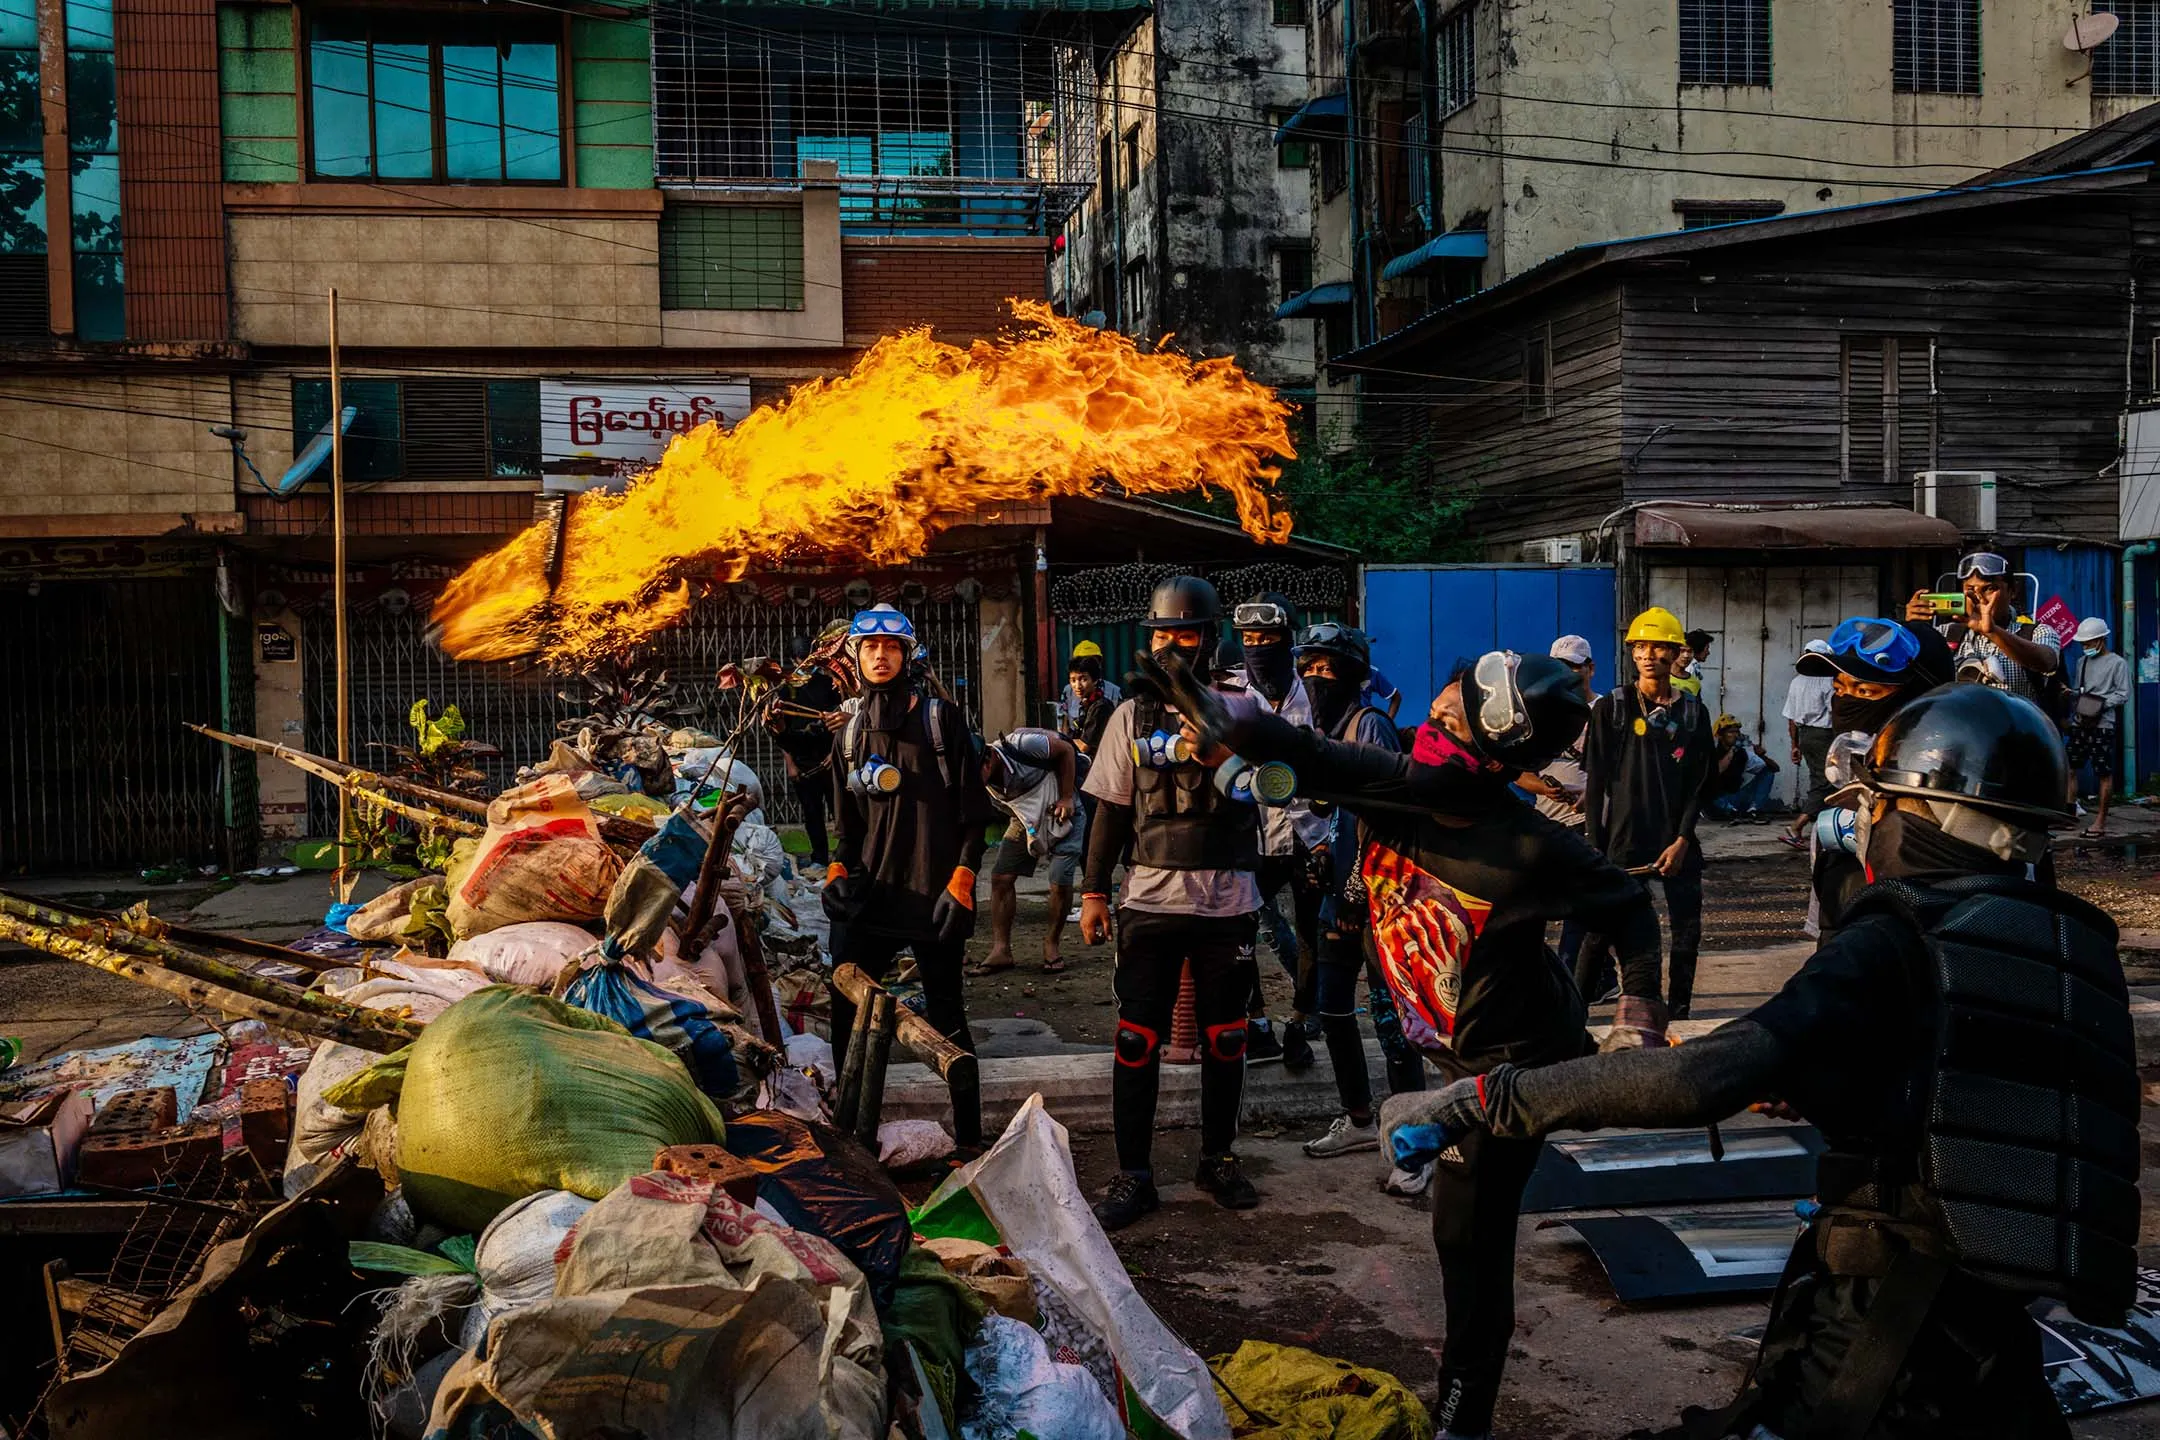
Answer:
(882, 991, 2160, 1137)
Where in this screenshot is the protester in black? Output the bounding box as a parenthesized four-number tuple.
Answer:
(1396, 684, 2137, 1440)
(1581, 605, 1713, 1016)
(769, 633, 844, 866)
(1079, 575, 1265, 1230)
(1150, 646, 1666, 1440)
(1064, 653, 1115, 758)
(824, 603, 996, 1147)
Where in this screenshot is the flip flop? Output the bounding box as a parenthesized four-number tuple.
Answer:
(2080, 826, 2106, 839)
(1040, 957, 1068, 974)
(963, 958, 1017, 978)
(1777, 833, 1807, 851)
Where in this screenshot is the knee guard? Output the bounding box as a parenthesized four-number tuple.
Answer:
(1114, 1019, 1160, 1068)
(1204, 1019, 1248, 1063)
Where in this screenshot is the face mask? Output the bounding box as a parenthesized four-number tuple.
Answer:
(1863, 807, 2013, 882)
(1831, 689, 1905, 737)
(861, 673, 914, 731)
(1412, 721, 1481, 769)
(1244, 639, 1294, 701)
(1303, 673, 1356, 733)
(2085, 643, 2104, 657)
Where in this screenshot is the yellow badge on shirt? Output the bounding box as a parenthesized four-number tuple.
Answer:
(1633, 717, 1648, 736)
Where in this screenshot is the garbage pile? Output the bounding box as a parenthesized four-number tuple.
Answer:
(1, 709, 1434, 1440)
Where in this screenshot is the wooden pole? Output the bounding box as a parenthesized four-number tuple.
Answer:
(0, 913, 416, 1054)
(188, 726, 491, 817)
(854, 992, 897, 1146)
(329, 286, 352, 903)
(831, 962, 976, 1086)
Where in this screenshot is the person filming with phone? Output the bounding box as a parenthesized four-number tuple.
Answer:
(1904, 551, 2062, 701)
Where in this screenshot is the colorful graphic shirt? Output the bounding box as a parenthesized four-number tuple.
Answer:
(1362, 845, 1493, 1052)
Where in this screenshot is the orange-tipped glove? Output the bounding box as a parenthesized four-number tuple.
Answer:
(820, 862, 851, 923)
(932, 865, 977, 944)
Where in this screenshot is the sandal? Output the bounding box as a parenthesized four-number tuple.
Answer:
(963, 958, 1017, 978)
(2080, 826, 2106, 839)
(1040, 956, 1068, 974)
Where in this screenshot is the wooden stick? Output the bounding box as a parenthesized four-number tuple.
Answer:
(732, 901, 786, 1049)
(854, 993, 896, 1146)
(189, 726, 490, 818)
(831, 963, 976, 1086)
(0, 913, 415, 1053)
(0, 897, 416, 1048)
(0, 894, 337, 977)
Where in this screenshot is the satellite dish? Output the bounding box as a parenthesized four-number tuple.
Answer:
(273, 404, 358, 496)
(2066, 11, 2120, 51)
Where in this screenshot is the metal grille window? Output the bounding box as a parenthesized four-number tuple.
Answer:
(1271, 109, 1311, 168)
(2093, 2, 2160, 95)
(1276, 243, 1312, 302)
(1678, 0, 1770, 86)
(651, 5, 1093, 234)
(307, 13, 563, 182)
(1437, 4, 1475, 117)
(1274, 0, 1308, 23)
(1893, 0, 1980, 94)
(292, 378, 542, 480)
(1842, 335, 1936, 483)
(661, 204, 804, 311)
(0, 0, 45, 339)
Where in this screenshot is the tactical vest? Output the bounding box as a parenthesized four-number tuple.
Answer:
(1128, 696, 1259, 872)
(1842, 875, 2140, 1323)
(840, 693, 960, 795)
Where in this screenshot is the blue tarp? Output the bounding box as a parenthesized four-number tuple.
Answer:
(1379, 230, 1489, 280)
(1273, 92, 1346, 144)
(1274, 282, 1353, 319)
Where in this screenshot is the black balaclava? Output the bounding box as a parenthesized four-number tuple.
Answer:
(1831, 688, 1908, 737)
(1304, 666, 1365, 735)
(1244, 636, 1295, 702)
(859, 657, 916, 732)
(1865, 808, 2021, 882)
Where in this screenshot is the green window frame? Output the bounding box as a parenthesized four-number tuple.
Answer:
(660, 204, 804, 312)
(1270, 108, 1311, 169)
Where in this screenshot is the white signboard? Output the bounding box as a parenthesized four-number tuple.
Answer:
(540, 378, 754, 487)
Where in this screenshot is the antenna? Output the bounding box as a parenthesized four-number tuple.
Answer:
(274, 404, 358, 496)
(2065, 11, 2119, 86)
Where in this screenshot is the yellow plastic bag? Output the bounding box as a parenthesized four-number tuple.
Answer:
(1209, 1341, 1433, 1440)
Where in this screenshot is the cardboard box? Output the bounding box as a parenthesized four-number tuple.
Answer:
(0, 1088, 94, 1197)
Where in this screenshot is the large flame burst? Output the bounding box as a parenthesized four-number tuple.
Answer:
(432, 300, 1297, 666)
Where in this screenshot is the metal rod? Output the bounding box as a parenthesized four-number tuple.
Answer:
(854, 992, 896, 1146)
(329, 286, 352, 903)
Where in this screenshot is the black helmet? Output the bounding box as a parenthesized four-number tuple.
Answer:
(1293, 621, 1371, 678)
(1856, 684, 2071, 828)
(1232, 590, 1297, 636)
(1463, 651, 1591, 772)
(1142, 574, 1223, 629)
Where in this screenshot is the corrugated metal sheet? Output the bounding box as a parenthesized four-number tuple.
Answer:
(2021, 541, 2118, 686)
(1363, 565, 1617, 724)
(115, 0, 228, 340)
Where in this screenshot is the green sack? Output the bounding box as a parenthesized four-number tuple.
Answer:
(326, 986, 726, 1232)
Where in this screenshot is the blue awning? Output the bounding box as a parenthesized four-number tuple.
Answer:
(1274, 282, 1353, 319)
(1380, 230, 1489, 281)
(1274, 92, 1347, 145)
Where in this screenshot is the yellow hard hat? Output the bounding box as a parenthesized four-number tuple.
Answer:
(1072, 640, 1103, 659)
(1625, 606, 1686, 646)
(1714, 712, 1740, 733)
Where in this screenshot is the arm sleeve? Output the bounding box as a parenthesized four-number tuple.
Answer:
(1083, 799, 1134, 896)
(1547, 823, 1663, 1001)
(2103, 655, 2133, 708)
(1229, 710, 1496, 815)
(1484, 1020, 1787, 1137)
(830, 733, 863, 871)
(950, 709, 993, 873)
(1582, 698, 1610, 853)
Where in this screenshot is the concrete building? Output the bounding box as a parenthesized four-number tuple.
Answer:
(1290, 0, 2160, 416)
(0, 0, 1134, 870)
(1050, 0, 1318, 403)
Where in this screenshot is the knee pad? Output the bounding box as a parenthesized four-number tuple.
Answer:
(1114, 1019, 1160, 1068)
(1204, 1019, 1248, 1063)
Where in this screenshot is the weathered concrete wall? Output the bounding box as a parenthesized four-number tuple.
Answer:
(977, 591, 1028, 740)
(1446, 0, 2147, 283)
(0, 374, 240, 537)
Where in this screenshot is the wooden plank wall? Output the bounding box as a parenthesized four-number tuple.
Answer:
(115, 0, 227, 340)
(1619, 194, 2140, 542)
(1361, 279, 1628, 550)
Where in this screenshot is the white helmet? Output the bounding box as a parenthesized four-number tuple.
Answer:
(2073, 617, 2111, 644)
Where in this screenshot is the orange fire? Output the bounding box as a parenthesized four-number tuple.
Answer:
(431, 301, 1297, 666)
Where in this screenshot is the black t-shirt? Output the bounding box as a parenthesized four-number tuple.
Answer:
(1070, 693, 1113, 757)
(1584, 685, 1714, 867)
(1233, 712, 1663, 1070)
(829, 694, 994, 935)
(775, 671, 843, 770)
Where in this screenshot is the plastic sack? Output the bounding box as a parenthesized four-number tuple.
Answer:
(962, 1314, 1122, 1440)
(590, 791, 672, 824)
(914, 1094, 1232, 1440)
(674, 749, 763, 813)
(1206, 1341, 1433, 1440)
(461, 1188, 595, 1350)
(445, 775, 621, 940)
(346, 876, 448, 946)
(427, 1169, 884, 1440)
(725, 1110, 912, 1292)
(775, 968, 832, 1041)
(563, 957, 740, 1100)
(877, 1118, 955, 1169)
(919, 1236, 1037, 1327)
(447, 922, 598, 988)
(324, 986, 726, 1233)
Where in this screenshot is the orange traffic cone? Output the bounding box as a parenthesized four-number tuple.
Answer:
(1165, 959, 1201, 1064)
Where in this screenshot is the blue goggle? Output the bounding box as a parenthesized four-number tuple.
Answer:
(849, 608, 914, 639)
(1824, 617, 1921, 674)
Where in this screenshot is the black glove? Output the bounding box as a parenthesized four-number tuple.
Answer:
(1135, 649, 1239, 750)
(820, 864, 853, 924)
(930, 867, 977, 945)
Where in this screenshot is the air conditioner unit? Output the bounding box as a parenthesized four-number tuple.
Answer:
(1912, 470, 1997, 533)
(1519, 537, 1584, 564)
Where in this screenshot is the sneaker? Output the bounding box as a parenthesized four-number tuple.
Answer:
(1304, 1113, 1380, 1158)
(1093, 1171, 1160, 1231)
(1283, 1024, 1316, 1072)
(1245, 1019, 1284, 1066)
(1384, 1161, 1434, 1197)
(1194, 1152, 1260, 1210)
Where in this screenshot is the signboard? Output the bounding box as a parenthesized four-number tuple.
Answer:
(258, 625, 296, 662)
(540, 379, 754, 490)
(2037, 593, 2078, 640)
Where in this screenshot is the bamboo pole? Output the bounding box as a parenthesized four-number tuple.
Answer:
(0, 896, 418, 1048)
(330, 286, 351, 904)
(0, 913, 415, 1054)
(186, 727, 483, 836)
(831, 963, 976, 1085)
(188, 726, 490, 817)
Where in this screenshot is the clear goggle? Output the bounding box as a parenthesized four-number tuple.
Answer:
(1824, 617, 1922, 674)
(849, 608, 915, 638)
(1233, 601, 1293, 630)
(1955, 552, 2010, 580)
(1473, 649, 1532, 753)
